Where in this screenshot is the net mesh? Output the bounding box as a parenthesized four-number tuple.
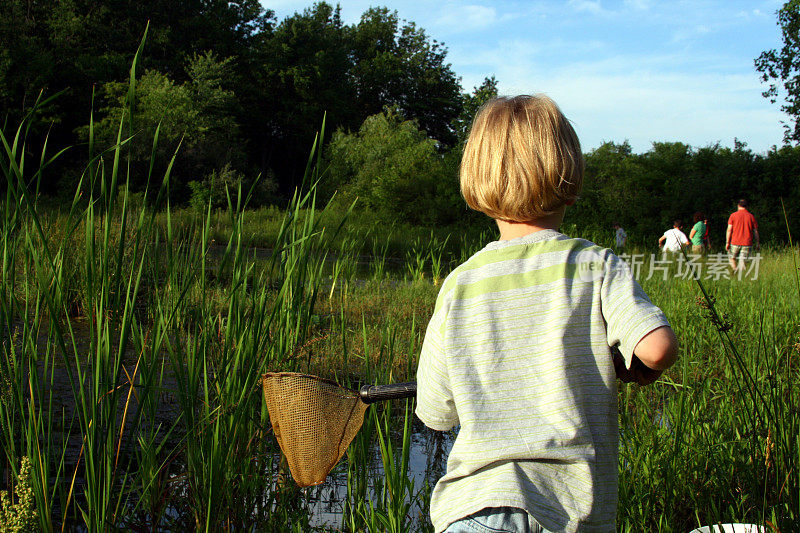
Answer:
(262, 372, 369, 487)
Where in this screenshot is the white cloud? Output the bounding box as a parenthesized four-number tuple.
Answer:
(436, 4, 499, 31)
(671, 23, 714, 43)
(538, 65, 783, 152)
(568, 0, 606, 16)
(736, 8, 769, 20)
(623, 0, 652, 10)
(456, 45, 784, 153)
(449, 38, 542, 67)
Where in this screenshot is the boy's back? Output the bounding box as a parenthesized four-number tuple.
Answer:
(416, 94, 676, 533)
(416, 230, 669, 533)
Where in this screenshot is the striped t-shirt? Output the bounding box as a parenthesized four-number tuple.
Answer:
(415, 229, 670, 533)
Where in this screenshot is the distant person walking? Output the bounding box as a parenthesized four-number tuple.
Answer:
(689, 212, 707, 254)
(613, 222, 627, 251)
(659, 220, 689, 253)
(726, 199, 759, 271)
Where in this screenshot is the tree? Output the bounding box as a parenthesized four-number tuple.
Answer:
(0, 0, 54, 123)
(571, 141, 646, 235)
(753, 144, 800, 239)
(2, 0, 471, 202)
(1, 0, 275, 193)
(246, 3, 355, 193)
(452, 76, 499, 144)
(246, 3, 465, 194)
(86, 52, 247, 198)
(755, 0, 800, 143)
(325, 109, 460, 225)
(349, 7, 462, 146)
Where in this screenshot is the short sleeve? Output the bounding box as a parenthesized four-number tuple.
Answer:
(415, 297, 459, 431)
(600, 252, 671, 368)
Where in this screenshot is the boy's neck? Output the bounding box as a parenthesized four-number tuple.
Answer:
(496, 208, 565, 241)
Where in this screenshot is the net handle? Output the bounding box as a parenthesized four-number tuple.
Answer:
(359, 381, 416, 404)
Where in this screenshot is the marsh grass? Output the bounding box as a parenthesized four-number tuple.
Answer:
(5, 169, 798, 531)
(615, 249, 800, 531)
(0, 36, 356, 531)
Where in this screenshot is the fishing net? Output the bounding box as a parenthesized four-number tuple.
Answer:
(262, 372, 369, 487)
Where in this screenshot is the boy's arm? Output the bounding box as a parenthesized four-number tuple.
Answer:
(634, 325, 678, 370)
(415, 306, 459, 431)
(620, 326, 678, 385)
(601, 251, 674, 376)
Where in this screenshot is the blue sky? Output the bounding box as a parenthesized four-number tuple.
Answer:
(262, 1, 788, 154)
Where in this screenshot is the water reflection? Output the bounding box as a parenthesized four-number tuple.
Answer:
(306, 420, 456, 529)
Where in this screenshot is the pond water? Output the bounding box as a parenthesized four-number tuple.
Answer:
(7, 309, 454, 529)
(304, 419, 455, 529)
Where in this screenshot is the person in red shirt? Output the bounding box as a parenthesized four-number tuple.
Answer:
(726, 199, 759, 272)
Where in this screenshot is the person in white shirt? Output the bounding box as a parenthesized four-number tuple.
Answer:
(658, 220, 690, 253)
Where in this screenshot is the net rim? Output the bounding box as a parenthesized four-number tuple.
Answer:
(262, 372, 359, 397)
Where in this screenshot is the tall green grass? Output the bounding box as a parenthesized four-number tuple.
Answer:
(617, 250, 799, 531)
(0, 37, 351, 531)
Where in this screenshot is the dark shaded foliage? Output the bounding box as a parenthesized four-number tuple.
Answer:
(0, 0, 464, 200)
(567, 140, 800, 246)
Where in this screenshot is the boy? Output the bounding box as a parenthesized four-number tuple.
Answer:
(415, 95, 677, 533)
(612, 222, 627, 252)
(659, 220, 689, 253)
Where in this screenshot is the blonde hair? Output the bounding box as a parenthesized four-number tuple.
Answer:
(460, 95, 584, 222)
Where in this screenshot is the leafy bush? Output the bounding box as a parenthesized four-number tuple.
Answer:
(325, 109, 463, 225)
(189, 164, 278, 211)
(0, 457, 38, 533)
(80, 51, 245, 198)
(188, 163, 245, 211)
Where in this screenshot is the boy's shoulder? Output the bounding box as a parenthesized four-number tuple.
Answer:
(437, 231, 610, 303)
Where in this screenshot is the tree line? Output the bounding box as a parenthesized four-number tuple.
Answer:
(1, 0, 482, 200)
(571, 140, 800, 245)
(2, 1, 799, 243)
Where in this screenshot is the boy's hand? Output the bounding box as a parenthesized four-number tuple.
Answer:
(612, 349, 635, 382)
(628, 357, 664, 385)
(613, 350, 663, 385)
